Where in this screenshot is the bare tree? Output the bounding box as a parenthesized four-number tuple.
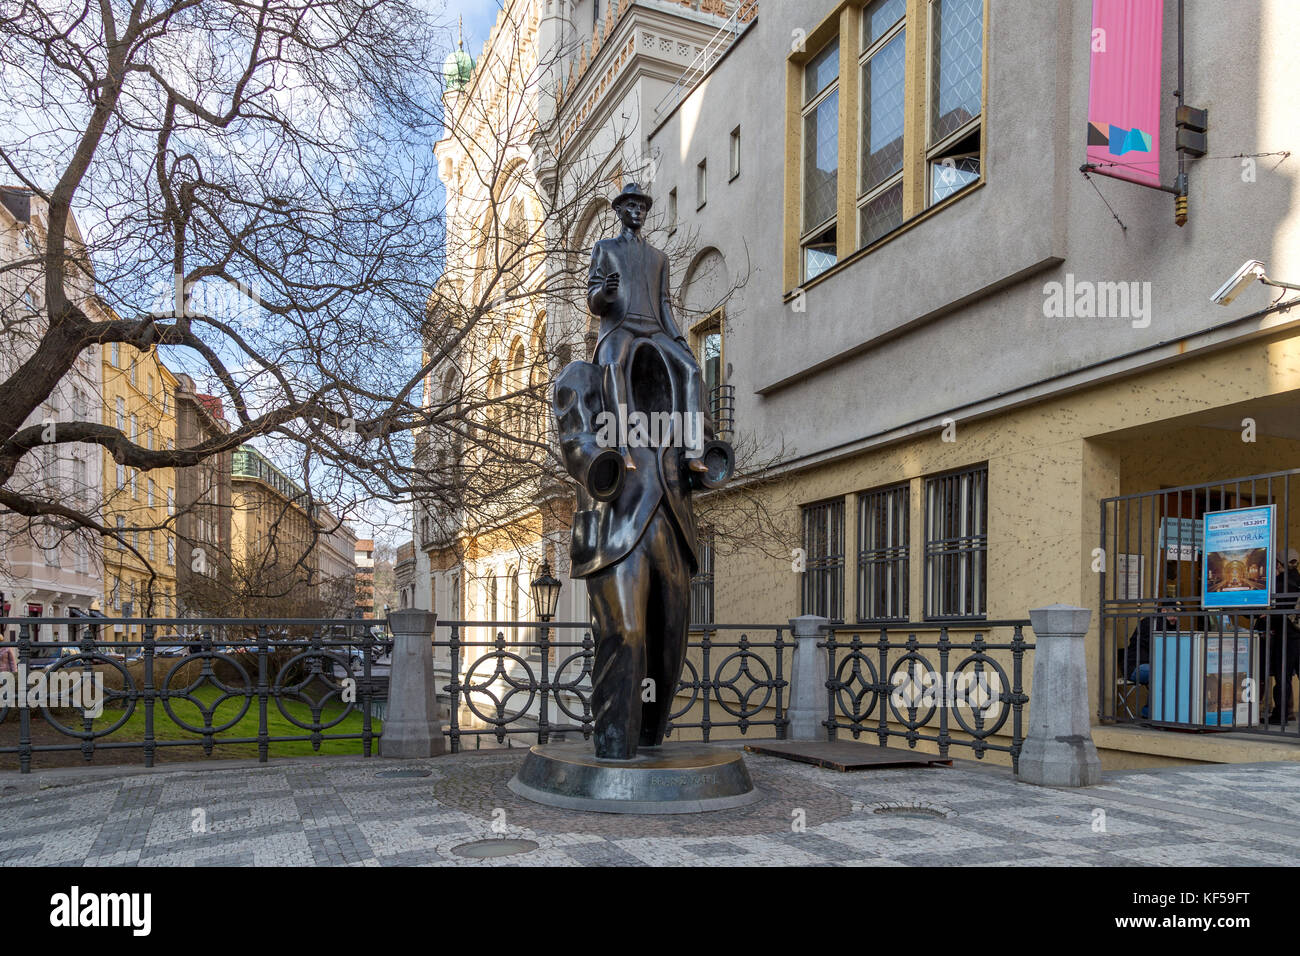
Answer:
(0, 0, 788, 612)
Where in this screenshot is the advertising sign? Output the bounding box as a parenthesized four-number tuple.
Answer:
(1202, 505, 1275, 609)
(1086, 0, 1165, 189)
(1159, 516, 1202, 561)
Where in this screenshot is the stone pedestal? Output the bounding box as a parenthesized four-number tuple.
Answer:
(1017, 604, 1102, 787)
(788, 615, 830, 740)
(380, 609, 447, 758)
(507, 742, 759, 814)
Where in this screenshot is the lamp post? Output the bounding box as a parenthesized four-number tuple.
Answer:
(529, 559, 562, 742)
(530, 560, 562, 662)
(530, 560, 562, 623)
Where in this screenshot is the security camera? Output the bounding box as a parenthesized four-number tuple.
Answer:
(1211, 259, 1266, 306)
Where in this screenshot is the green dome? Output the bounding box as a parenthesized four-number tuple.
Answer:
(444, 48, 475, 92)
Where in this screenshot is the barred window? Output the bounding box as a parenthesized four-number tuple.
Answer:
(857, 483, 909, 622)
(802, 498, 845, 622)
(690, 529, 715, 627)
(924, 464, 987, 619)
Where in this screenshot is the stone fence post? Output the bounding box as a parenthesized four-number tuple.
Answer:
(1017, 604, 1101, 787)
(381, 609, 446, 758)
(786, 615, 830, 741)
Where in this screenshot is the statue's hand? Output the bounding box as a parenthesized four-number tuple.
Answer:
(603, 272, 620, 297)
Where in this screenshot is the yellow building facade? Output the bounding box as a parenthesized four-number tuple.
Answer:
(100, 342, 179, 636)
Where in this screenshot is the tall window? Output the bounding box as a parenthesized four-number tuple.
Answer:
(690, 529, 715, 627)
(668, 188, 678, 233)
(857, 483, 909, 621)
(729, 126, 741, 180)
(789, 0, 984, 285)
(696, 158, 707, 209)
(801, 38, 840, 280)
(115, 397, 125, 431)
(801, 498, 845, 622)
(924, 464, 987, 619)
(693, 312, 724, 395)
(927, 0, 983, 205)
(859, 0, 906, 247)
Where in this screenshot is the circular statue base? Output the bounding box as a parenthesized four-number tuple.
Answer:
(507, 742, 760, 814)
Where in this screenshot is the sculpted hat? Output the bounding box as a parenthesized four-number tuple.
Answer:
(610, 182, 653, 211)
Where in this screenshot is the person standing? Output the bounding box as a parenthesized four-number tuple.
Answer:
(1258, 561, 1300, 725)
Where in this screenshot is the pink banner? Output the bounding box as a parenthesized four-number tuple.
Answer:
(1086, 0, 1164, 189)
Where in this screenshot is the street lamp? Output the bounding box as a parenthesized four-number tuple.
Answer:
(530, 561, 562, 623)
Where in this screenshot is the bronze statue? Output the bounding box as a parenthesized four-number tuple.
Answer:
(553, 182, 733, 760)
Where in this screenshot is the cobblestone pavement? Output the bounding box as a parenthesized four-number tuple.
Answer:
(2, 747, 1300, 866)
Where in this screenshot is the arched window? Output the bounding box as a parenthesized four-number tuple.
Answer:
(508, 339, 527, 455)
(529, 316, 549, 442)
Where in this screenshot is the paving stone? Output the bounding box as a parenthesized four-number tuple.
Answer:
(3, 751, 1300, 866)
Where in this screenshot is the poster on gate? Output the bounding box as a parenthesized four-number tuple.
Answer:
(1202, 505, 1275, 609)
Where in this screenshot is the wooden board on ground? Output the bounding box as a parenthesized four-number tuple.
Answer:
(743, 740, 952, 771)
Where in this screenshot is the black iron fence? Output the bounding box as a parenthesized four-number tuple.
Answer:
(0, 617, 387, 773)
(1101, 607, 1298, 734)
(1100, 469, 1300, 737)
(822, 621, 1034, 771)
(435, 620, 791, 752)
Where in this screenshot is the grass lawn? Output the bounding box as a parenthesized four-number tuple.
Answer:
(89, 684, 382, 759)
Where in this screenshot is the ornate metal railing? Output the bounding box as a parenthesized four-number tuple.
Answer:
(822, 621, 1034, 771)
(0, 617, 388, 773)
(436, 620, 790, 752)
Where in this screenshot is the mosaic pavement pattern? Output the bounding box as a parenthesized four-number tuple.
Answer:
(3, 749, 1300, 866)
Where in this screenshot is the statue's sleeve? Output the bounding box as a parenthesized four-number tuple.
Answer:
(587, 243, 610, 316)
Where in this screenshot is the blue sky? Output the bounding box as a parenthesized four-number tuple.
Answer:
(431, 0, 505, 63)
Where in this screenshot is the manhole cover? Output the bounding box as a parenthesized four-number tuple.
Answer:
(868, 801, 954, 820)
(452, 839, 539, 859)
(375, 769, 432, 779)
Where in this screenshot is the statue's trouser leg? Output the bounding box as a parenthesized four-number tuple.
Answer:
(586, 530, 653, 760)
(640, 508, 691, 747)
(656, 336, 711, 454)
